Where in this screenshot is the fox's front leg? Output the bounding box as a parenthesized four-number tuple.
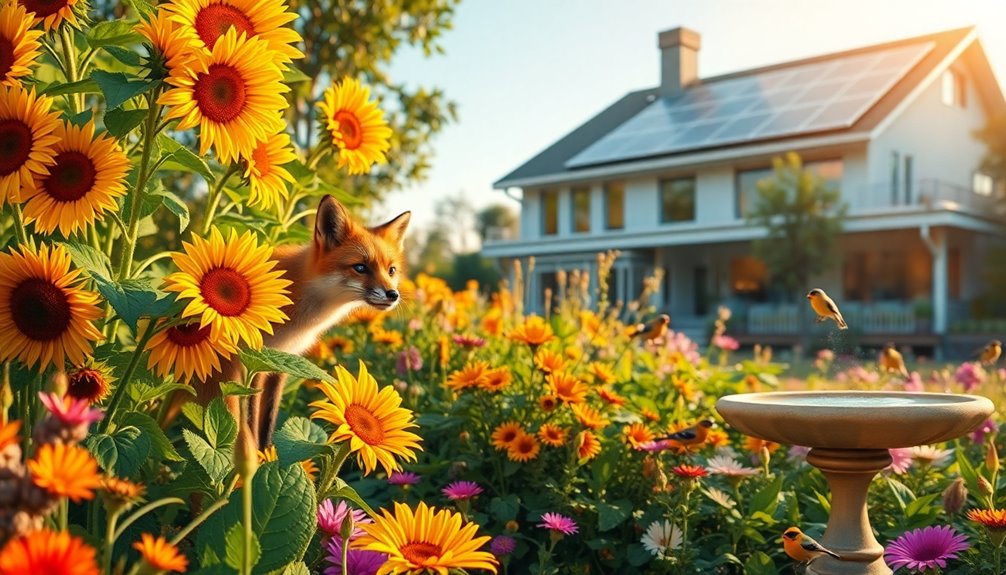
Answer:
(250, 372, 288, 448)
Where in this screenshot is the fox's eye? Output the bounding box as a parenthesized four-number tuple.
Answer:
(389, 266, 396, 277)
(352, 264, 369, 274)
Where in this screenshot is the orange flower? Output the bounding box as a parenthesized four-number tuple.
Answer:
(438, 334, 450, 367)
(257, 446, 318, 481)
(588, 362, 616, 384)
(491, 422, 523, 451)
(968, 508, 1006, 529)
(705, 429, 730, 449)
(133, 533, 188, 573)
(624, 423, 655, 449)
(576, 430, 601, 461)
(28, 442, 101, 502)
(641, 408, 661, 422)
(743, 436, 780, 454)
(0, 420, 21, 450)
(480, 367, 511, 393)
(326, 335, 354, 354)
(99, 476, 145, 512)
(547, 372, 587, 404)
(481, 309, 502, 336)
(579, 310, 601, 337)
(0, 529, 98, 574)
(447, 361, 489, 392)
(508, 315, 554, 347)
(539, 395, 558, 412)
(596, 386, 626, 407)
(538, 424, 566, 447)
(533, 349, 565, 374)
(571, 404, 609, 430)
(507, 433, 540, 462)
(370, 327, 403, 347)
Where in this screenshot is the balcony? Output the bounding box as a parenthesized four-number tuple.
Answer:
(848, 179, 1006, 217)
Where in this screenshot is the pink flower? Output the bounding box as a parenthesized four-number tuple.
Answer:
(395, 346, 423, 376)
(817, 349, 835, 362)
(441, 480, 483, 501)
(637, 440, 675, 452)
(317, 499, 370, 539)
(885, 525, 969, 572)
(903, 371, 924, 392)
(660, 330, 701, 366)
(788, 445, 811, 460)
(887, 448, 913, 474)
(971, 417, 998, 444)
(954, 362, 984, 392)
(452, 334, 486, 348)
(38, 393, 103, 428)
(711, 335, 739, 351)
(538, 512, 578, 535)
(387, 471, 421, 486)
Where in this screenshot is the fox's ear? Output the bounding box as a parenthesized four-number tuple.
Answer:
(373, 211, 411, 249)
(314, 195, 352, 251)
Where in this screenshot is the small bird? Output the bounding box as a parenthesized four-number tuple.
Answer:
(782, 527, 841, 564)
(979, 340, 1002, 366)
(879, 343, 909, 378)
(807, 289, 848, 330)
(631, 314, 670, 341)
(654, 419, 713, 447)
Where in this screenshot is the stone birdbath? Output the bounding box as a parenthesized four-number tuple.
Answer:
(716, 391, 994, 575)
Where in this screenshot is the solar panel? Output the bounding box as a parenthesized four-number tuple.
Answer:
(565, 41, 934, 168)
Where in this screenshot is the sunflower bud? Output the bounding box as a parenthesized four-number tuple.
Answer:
(339, 511, 355, 542)
(987, 442, 1000, 475)
(978, 476, 995, 498)
(505, 520, 519, 533)
(235, 422, 258, 482)
(941, 477, 968, 515)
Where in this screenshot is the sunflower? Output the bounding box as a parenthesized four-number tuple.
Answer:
(571, 404, 609, 430)
(446, 361, 488, 391)
(533, 348, 565, 374)
(310, 361, 422, 476)
(624, 423, 655, 449)
(588, 362, 616, 384)
(0, 84, 59, 204)
(135, 10, 196, 73)
(576, 430, 602, 461)
(20, 120, 130, 236)
(480, 367, 511, 393)
(538, 424, 566, 447)
(0, 530, 99, 575)
(17, 0, 81, 31)
(241, 130, 295, 211)
(546, 372, 587, 405)
(318, 77, 392, 175)
(359, 501, 498, 575)
(146, 319, 238, 382)
(507, 433, 540, 463)
(66, 364, 112, 403)
(508, 315, 554, 347)
(0, 420, 21, 450)
(164, 227, 292, 349)
(133, 534, 188, 573)
(257, 445, 318, 481)
(164, 0, 303, 65)
(596, 386, 626, 406)
(0, 243, 102, 370)
(539, 395, 558, 412)
(99, 476, 145, 513)
(28, 442, 102, 502)
(490, 422, 523, 451)
(159, 27, 288, 164)
(0, 3, 41, 87)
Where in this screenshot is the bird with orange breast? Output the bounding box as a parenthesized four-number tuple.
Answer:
(652, 419, 713, 448)
(782, 527, 841, 565)
(631, 314, 670, 342)
(807, 289, 848, 330)
(979, 340, 1002, 366)
(879, 343, 909, 378)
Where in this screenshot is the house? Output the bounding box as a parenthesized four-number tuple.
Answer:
(484, 26, 1006, 352)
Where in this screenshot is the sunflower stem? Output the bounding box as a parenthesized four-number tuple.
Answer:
(58, 26, 82, 113)
(10, 203, 29, 246)
(304, 144, 330, 171)
(98, 321, 157, 434)
(201, 165, 241, 235)
(243, 467, 254, 575)
(170, 495, 230, 546)
(317, 443, 351, 501)
(117, 93, 162, 280)
(131, 251, 175, 279)
(114, 497, 185, 540)
(103, 508, 121, 575)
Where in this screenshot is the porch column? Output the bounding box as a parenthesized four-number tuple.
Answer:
(921, 226, 948, 336)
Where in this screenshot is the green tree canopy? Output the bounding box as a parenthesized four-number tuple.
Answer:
(476, 203, 519, 243)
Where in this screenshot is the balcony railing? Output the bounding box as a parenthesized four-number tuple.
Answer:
(745, 302, 922, 335)
(848, 179, 1005, 215)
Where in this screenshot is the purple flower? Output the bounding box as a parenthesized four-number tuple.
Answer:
(885, 525, 969, 572)
(954, 362, 984, 392)
(317, 499, 371, 539)
(324, 537, 387, 575)
(711, 335, 739, 351)
(396, 346, 423, 376)
(452, 334, 486, 348)
(387, 471, 421, 486)
(490, 535, 516, 557)
(538, 512, 578, 535)
(971, 417, 998, 444)
(442, 480, 483, 501)
(787, 445, 811, 460)
(38, 392, 103, 427)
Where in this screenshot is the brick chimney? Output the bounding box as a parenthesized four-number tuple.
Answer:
(659, 27, 701, 98)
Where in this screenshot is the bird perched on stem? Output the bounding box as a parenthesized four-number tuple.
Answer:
(631, 314, 670, 342)
(979, 340, 1001, 366)
(782, 527, 841, 564)
(806, 289, 847, 330)
(654, 419, 713, 448)
(879, 343, 909, 378)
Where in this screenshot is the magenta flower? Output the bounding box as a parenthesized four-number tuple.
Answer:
(954, 362, 984, 392)
(38, 392, 103, 427)
(317, 499, 370, 539)
(885, 525, 968, 572)
(324, 537, 386, 575)
(538, 512, 578, 535)
(490, 535, 516, 557)
(452, 334, 486, 348)
(887, 448, 914, 475)
(971, 417, 998, 444)
(442, 480, 483, 501)
(637, 439, 675, 452)
(711, 334, 739, 351)
(387, 471, 421, 486)
(395, 346, 423, 376)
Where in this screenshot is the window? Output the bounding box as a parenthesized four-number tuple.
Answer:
(730, 257, 767, 296)
(974, 172, 995, 196)
(541, 189, 558, 235)
(890, 151, 900, 205)
(659, 177, 696, 222)
(604, 182, 625, 230)
(941, 69, 967, 108)
(571, 187, 591, 233)
(734, 168, 772, 218)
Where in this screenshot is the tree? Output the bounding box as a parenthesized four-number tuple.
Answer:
(975, 113, 1006, 180)
(476, 203, 519, 243)
(746, 152, 847, 299)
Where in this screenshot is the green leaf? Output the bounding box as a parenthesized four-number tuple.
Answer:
(272, 417, 331, 465)
(125, 0, 156, 17)
(199, 462, 316, 574)
(743, 551, 777, 575)
(42, 78, 99, 97)
(331, 478, 377, 516)
(104, 108, 147, 138)
(204, 397, 237, 449)
(61, 242, 113, 279)
(86, 427, 152, 477)
(156, 135, 213, 181)
(626, 543, 652, 567)
(181, 402, 204, 431)
(91, 70, 154, 110)
(102, 45, 142, 67)
(490, 494, 520, 523)
(87, 20, 142, 48)
(224, 523, 261, 571)
(596, 499, 632, 531)
(151, 189, 190, 232)
(90, 275, 176, 333)
(280, 563, 310, 575)
(129, 382, 195, 404)
(240, 348, 337, 384)
(220, 382, 260, 397)
(118, 412, 183, 462)
(282, 67, 311, 84)
(749, 475, 784, 516)
(68, 109, 93, 127)
(182, 428, 233, 484)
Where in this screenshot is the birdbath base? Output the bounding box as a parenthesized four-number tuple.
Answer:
(804, 448, 892, 575)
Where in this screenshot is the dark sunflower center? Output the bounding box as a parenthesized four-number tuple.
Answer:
(19, 0, 69, 18)
(334, 111, 363, 150)
(502, 430, 517, 443)
(67, 368, 107, 401)
(44, 151, 97, 202)
(344, 404, 385, 445)
(517, 438, 534, 453)
(166, 322, 211, 347)
(401, 542, 441, 565)
(10, 278, 71, 342)
(200, 268, 251, 317)
(194, 64, 248, 123)
(194, 3, 256, 50)
(0, 119, 32, 177)
(0, 37, 15, 80)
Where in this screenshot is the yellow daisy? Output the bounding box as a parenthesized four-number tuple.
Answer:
(359, 502, 498, 575)
(318, 77, 392, 175)
(446, 361, 489, 392)
(507, 433, 540, 463)
(146, 319, 238, 382)
(17, 0, 81, 32)
(310, 361, 422, 476)
(20, 120, 129, 236)
(533, 348, 565, 374)
(164, 227, 292, 349)
(480, 366, 511, 393)
(28, 442, 102, 502)
(546, 371, 587, 405)
(241, 130, 295, 211)
(0, 243, 102, 370)
(538, 423, 566, 447)
(159, 27, 288, 164)
(164, 0, 303, 65)
(624, 423, 655, 449)
(576, 430, 602, 461)
(490, 421, 523, 451)
(0, 3, 41, 87)
(571, 403, 609, 430)
(135, 10, 197, 72)
(0, 84, 59, 205)
(508, 315, 555, 347)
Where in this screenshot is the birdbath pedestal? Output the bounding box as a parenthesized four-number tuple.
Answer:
(716, 391, 994, 575)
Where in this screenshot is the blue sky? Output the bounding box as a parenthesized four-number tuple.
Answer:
(384, 0, 1006, 238)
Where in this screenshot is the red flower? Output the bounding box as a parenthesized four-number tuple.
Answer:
(671, 464, 708, 479)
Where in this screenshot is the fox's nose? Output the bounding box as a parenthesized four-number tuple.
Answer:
(385, 289, 399, 301)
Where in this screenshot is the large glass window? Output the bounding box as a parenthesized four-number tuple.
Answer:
(659, 177, 696, 222)
(941, 69, 967, 108)
(571, 187, 591, 233)
(541, 189, 558, 235)
(974, 172, 995, 196)
(604, 182, 625, 230)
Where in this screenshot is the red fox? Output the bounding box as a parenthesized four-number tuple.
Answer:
(193, 195, 410, 447)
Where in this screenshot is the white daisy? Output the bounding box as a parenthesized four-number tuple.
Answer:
(702, 486, 736, 509)
(641, 520, 682, 560)
(705, 454, 759, 477)
(909, 445, 953, 468)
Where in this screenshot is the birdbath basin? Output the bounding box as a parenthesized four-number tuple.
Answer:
(716, 391, 994, 575)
